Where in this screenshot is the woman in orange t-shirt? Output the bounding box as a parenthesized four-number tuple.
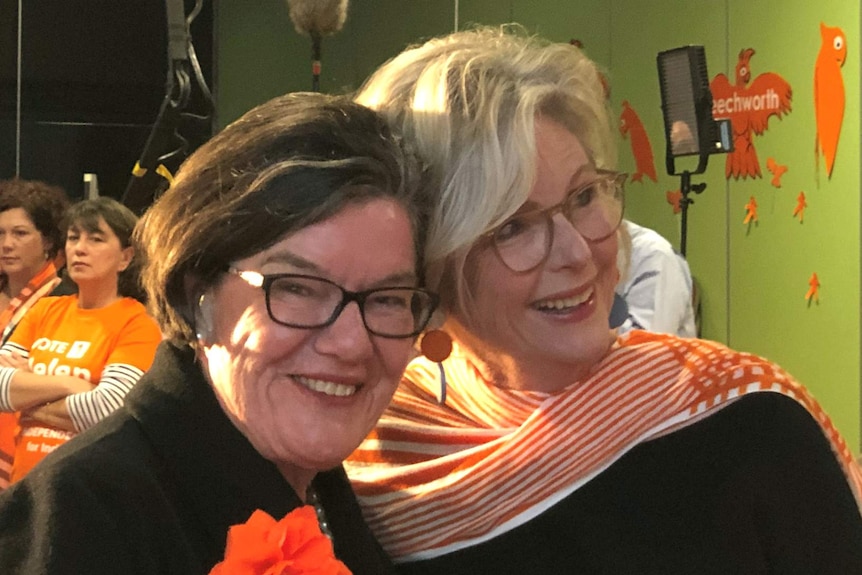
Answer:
(0, 179, 69, 490)
(0, 197, 160, 482)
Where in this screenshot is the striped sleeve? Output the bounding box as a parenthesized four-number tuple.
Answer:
(0, 342, 30, 412)
(0, 367, 17, 412)
(65, 363, 144, 431)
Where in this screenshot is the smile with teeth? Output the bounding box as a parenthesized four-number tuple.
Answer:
(533, 289, 593, 311)
(295, 376, 358, 397)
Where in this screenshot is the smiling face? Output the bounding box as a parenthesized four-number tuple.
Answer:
(198, 197, 418, 489)
(0, 208, 50, 284)
(452, 117, 618, 391)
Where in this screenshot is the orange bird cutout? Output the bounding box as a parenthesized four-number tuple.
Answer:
(766, 157, 788, 187)
(793, 191, 807, 222)
(814, 23, 846, 181)
(805, 272, 820, 303)
(666, 189, 682, 214)
(743, 196, 758, 224)
(711, 48, 793, 180)
(619, 101, 657, 183)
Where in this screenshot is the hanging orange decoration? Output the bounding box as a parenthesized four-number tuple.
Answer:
(805, 272, 820, 303)
(743, 196, 758, 225)
(793, 191, 807, 222)
(666, 189, 682, 214)
(766, 157, 788, 187)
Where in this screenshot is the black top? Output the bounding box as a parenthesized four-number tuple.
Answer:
(0, 341, 395, 575)
(397, 393, 862, 574)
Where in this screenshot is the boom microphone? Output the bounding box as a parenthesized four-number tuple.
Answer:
(286, 0, 349, 91)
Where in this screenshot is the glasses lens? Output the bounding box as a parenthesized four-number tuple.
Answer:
(364, 288, 437, 337)
(267, 276, 341, 327)
(565, 176, 624, 241)
(492, 212, 551, 272)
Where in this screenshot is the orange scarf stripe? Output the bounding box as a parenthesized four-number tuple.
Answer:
(367, 365, 700, 554)
(0, 262, 59, 331)
(346, 333, 862, 560)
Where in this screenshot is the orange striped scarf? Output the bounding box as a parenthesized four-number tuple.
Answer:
(0, 261, 61, 344)
(346, 331, 862, 561)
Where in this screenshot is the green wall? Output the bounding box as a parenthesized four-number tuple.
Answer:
(216, 0, 861, 452)
(607, 0, 860, 452)
(215, 0, 453, 126)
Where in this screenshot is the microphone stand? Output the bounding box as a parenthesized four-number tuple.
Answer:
(311, 30, 321, 92)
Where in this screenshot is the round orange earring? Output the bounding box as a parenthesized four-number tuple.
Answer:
(420, 329, 453, 362)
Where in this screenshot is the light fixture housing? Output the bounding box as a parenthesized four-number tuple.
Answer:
(657, 45, 732, 176)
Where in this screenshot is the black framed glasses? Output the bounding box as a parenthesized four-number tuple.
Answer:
(486, 170, 626, 273)
(227, 268, 439, 338)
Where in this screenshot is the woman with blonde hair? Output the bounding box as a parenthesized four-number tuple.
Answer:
(346, 26, 862, 573)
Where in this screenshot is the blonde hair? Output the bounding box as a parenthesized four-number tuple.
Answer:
(356, 25, 615, 320)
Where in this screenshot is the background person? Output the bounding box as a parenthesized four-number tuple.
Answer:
(0, 178, 70, 490)
(616, 219, 697, 337)
(0, 92, 437, 574)
(0, 197, 161, 482)
(346, 26, 862, 573)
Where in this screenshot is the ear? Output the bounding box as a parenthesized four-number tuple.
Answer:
(183, 274, 207, 312)
(183, 273, 212, 344)
(41, 236, 53, 261)
(117, 245, 134, 273)
(194, 292, 215, 344)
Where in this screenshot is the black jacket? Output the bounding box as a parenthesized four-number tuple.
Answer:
(0, 341, 395, 574)
(397, 393, 862, 574)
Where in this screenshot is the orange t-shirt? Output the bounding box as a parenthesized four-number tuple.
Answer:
(2, 295, 161, 481)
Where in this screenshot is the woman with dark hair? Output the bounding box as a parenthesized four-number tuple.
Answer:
(0, 178, 69, 489)
(0, 92, 436, 574)
(0, 196, 161, 483)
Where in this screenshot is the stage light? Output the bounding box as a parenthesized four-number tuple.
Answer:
(657, 45, 732, 175)
(656, 45, 732, 256)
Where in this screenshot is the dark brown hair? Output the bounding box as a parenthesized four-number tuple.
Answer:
(136, 92, 426, 345)
(65, 197, 143, 300)
(0, 178, 70, 259)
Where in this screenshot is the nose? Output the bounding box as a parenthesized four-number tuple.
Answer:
(546, 212, 592, 269)
(68, 238, 86, 255)
(313, 300, 374, 361)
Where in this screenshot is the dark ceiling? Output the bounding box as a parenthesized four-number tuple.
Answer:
(0, 0, 213, 124)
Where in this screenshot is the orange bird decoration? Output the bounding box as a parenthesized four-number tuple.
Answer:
(666, 189, 682, 214)
(805, 272, 820, 303)
(793, 191, 807, 222)
(710, 48, 793, 180)
(619, 101, 657, 183)
(814, 23, 847, 180)
(743, 196, 758, 225)
(765, 157, 788, 188)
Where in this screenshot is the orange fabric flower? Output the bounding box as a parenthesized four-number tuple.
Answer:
(210, 506, 352, 575)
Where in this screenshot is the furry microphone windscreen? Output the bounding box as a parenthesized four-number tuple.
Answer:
(286, 0, 348, 36)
